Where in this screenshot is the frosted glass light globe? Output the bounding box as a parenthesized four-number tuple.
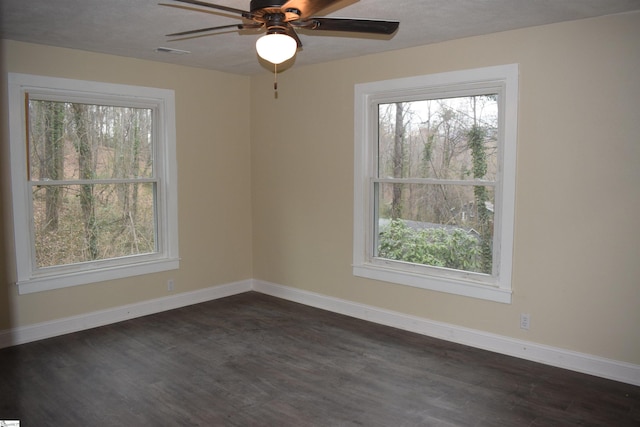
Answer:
(256, 33, 297, 65)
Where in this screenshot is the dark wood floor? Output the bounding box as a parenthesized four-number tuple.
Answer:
(1, 292, 638, 426)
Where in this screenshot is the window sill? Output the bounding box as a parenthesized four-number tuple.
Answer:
(17, 258, 180, 295)
(353, 263, 512, 303)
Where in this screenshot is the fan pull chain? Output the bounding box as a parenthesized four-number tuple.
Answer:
(274, 63, 278, 93)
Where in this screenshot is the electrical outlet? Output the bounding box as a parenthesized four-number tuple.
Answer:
(520, 313, 530, 330)
(167, 279, 175, 292)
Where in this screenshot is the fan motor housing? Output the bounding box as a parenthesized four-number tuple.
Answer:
(250, 0, 286, 11)
(250, 0, 300, 20)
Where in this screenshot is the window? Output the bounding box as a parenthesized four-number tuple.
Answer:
(353, 65, 518, 303)
(8, 73, 179, 294)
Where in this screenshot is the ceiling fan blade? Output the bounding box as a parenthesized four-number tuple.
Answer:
(300, 17, 399, 35)
(281, 0, 343, 20)
(284, 25, 303, 48)
(167, 23, 261, 37)
(169, 0, 253, 19)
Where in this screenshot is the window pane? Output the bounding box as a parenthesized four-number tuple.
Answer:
(28, 100, 154, 181)
(378, 96, 498, 180)
(32, 183, 156, 268)
(376, 182, 494, 274)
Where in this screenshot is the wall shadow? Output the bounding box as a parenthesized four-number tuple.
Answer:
(0, 39, 17, 338)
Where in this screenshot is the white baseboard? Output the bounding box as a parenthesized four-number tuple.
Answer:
(1, 278, 638, 387)
(0, 279, 252, 348)
(252, 279, 640, 387)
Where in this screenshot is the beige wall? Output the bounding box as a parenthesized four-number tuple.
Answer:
(1, 40, 254, 328)
(1, 11, 639, 367)
(251, 12, 640, 364)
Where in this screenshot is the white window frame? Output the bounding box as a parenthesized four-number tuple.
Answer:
(353, 64, 518, 303)
(8, 73, 179, 295)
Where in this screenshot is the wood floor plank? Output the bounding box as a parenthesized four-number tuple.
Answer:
(1, 292, 638, 426)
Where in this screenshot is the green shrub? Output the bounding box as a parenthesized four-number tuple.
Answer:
(378, 219, 485, 273)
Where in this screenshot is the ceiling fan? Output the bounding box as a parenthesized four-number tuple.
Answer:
(163, 0, 400, 65)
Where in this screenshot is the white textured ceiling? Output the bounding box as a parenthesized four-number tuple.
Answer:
(1, 0, 639, 75)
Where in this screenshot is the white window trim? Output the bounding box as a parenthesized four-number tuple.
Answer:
(353, 64, 518, 303)
(8, 73, 179, 295)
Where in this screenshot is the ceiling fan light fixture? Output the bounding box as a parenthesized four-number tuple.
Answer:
(255, 33, 297, 65)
